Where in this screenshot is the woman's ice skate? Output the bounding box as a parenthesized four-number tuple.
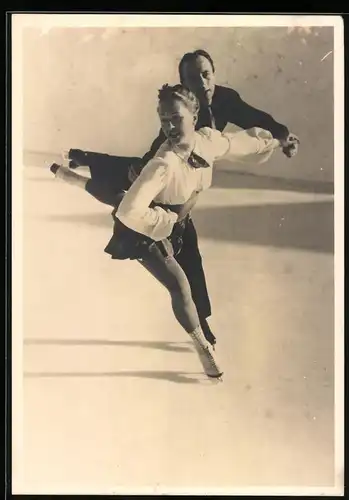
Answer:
(49, 163, 89, 190)
(189, 328, 223, 380)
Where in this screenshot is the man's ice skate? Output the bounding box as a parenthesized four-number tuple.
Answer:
(200, 318, 217, 350)
(204, 331, 217, 351)
(189, 328, 223, 380)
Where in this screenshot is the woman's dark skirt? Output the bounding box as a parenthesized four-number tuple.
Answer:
(104, 215, 189, 261)
(104, 191, 187, 261)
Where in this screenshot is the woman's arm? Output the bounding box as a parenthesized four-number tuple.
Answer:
(116, 158, 178, 242)
(223, 127, 281, 164)
(201, 127, 282, 165)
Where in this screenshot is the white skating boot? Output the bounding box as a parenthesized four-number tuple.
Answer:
(189, 327, 223, 380)
(49, 163, 88, 189)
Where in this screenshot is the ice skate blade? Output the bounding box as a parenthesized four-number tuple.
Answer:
(207, 373, 223, 382)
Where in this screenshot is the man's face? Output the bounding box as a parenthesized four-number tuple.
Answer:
(181, 55, 216, 106)
(158, 98, 197, 146)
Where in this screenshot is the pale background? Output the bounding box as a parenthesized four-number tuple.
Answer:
(23, 25, 334, 183)
(15, 19, 342, 495)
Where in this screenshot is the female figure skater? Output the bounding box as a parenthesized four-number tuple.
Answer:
(51, 84, 285, 380)
(53, 50, 299, 352)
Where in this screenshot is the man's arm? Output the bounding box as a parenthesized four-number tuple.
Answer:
(223, 87, 290, 141)
(128, 129, 167, 183)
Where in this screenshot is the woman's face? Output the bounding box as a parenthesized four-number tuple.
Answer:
(158, 98, 197, 147)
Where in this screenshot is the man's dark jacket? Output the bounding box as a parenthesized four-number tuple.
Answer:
(142, 84, 289, 164)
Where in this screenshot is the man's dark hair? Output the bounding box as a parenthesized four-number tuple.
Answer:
(178, 49, 215, 83)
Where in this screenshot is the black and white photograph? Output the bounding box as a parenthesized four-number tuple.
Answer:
(11, 13, 344, 496)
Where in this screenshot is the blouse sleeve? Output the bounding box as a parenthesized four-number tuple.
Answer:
(200, 126, 280, 164)
(116, 157, 178, 241)
(220, 127, 280, 164)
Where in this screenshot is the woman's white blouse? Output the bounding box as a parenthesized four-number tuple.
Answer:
(116, 126, 279, 241)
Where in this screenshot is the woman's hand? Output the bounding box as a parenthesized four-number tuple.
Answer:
(128, 164, 139, 183)
(128, 160, 144, 184)
(280, 133, 300, 158)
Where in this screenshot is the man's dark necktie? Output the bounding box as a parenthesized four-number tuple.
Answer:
(199, 105, 216, 130)
(207, 105, 216, 130)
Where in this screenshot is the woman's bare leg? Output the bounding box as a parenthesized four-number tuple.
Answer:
(138, 241, 223, 379)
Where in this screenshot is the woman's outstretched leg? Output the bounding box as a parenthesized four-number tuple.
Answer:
(138, 240, 223, 379)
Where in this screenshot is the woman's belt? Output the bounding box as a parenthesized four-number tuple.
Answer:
(106, 197, 189, 260)
(111, 197, 184, 221)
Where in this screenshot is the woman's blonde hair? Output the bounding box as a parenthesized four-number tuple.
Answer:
(158, 84, 200, 115)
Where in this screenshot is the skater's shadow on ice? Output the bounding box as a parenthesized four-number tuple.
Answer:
(46, 200, 334, 253)
(24, 370, 206, 385)
(24, 338, 193, 353)
(211, 168, 334, 195)
(28, 167, 334, 195)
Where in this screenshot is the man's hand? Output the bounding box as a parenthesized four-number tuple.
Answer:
(128, 161, 144, 184)
(176, 191, 200, 222)
(281, 133, 300, 158)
